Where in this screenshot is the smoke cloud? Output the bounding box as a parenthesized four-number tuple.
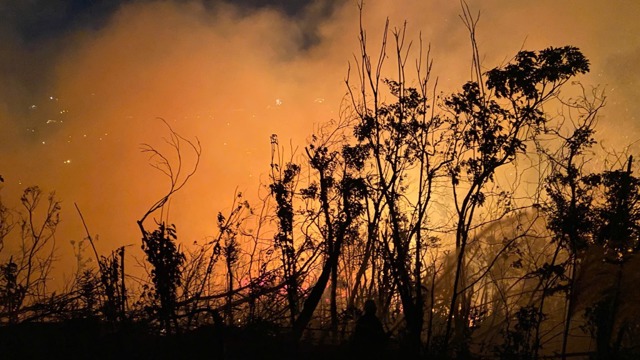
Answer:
(0, 0, 638, 277)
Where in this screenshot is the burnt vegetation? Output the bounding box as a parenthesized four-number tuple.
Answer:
(1, 5, 639, 360)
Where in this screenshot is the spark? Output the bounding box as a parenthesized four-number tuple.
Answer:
(63, 159, 71, 164)
(275, 98, 283, 106)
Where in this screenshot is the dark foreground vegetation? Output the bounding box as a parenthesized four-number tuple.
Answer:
(2, 4, 640, 359)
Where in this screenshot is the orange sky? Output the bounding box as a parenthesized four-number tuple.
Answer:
(1, 0, 639, 279)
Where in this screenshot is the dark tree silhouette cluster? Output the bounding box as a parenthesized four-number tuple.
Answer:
(0, 5, 638, 360)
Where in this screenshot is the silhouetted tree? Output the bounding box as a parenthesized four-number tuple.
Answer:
(442, 6, 590, 353)
(269, 134, 301, 329)
(290, 117, 367, 342)
(346, 7, 449, 355)
(0, 187, 60, 323)
(137, 118, 201, 333)
(538, 88, 603, 359)
(578, 157, 640, 359)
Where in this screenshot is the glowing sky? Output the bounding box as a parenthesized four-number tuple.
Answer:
(0, 0, 639, 272)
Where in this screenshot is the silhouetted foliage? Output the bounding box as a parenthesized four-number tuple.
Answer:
(96, 247, 126, 323)
(269, 133, 301, 328)
(494, 305, 543, 360)
(141, 222, 185, 332)
(3, 5, 640, 360)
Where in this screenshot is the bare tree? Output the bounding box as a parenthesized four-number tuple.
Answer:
(0, 186, 60, 323)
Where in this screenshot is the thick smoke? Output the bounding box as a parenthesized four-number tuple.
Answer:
(0, 0, 638, 277)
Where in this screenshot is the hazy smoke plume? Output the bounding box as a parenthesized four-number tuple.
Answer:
(0, 0, 638, 275)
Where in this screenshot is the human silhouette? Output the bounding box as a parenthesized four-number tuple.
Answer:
(352, 299, 387, 359)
